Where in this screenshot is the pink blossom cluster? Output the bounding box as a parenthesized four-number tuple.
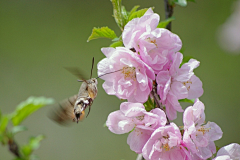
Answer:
(97, 8, 225, 160)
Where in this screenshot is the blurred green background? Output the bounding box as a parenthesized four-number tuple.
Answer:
(0, 0, 240, 159)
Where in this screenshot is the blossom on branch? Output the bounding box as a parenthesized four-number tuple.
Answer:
(156, 52, 203, 120)
(106, 102, 167, 153)
(97, 47, 155, 103)
(122, 8, 182, 74)
(183, 99, 223, 159)
(95, 6, 226, 160)
(142, 123, 191, 160)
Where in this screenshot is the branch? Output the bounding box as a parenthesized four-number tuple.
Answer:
(164, 0, 174, 31)
(151, 81, 170, 125)
(8, 139, 20, 158)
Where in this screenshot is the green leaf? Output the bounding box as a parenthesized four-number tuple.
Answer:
(103, 122, 107, 127)
(128, 5, 140, 18)
(144, 97, 155, 112)
(179, 98, 195, 103)
(157, 17, 175, 28)
(112, 37, 121, 42)
(121, 6, 128, 26)
(11, 126, 28, 135)
(30, 154, 39, 160)
(110, 41, 123, 48)
(180, 56, 194, 67)
(111, 0, 124, 30)
(179, 46, 185, 54)
(11, 97, 54, 126)
(21, 135, 45, 157)
(175, 0, 187, 7)
(0, 115, 9, 133)
(0, 134, 3, 142)
(87, 27, 117, 42)
(128, 8, 149, 22)
(13, 158, 25, 160)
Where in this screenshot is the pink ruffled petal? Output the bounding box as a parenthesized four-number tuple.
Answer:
(106, 110, 134, 134)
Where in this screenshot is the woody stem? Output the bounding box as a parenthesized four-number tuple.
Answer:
(164, 0, 174, 31)
(151, 81, 170, 125)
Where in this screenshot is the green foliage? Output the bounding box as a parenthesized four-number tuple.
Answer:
(0, 115, 9, 133)
(11, 126, 28, 135)
(0, 113, 9, 144)
(128, 8, 149, 22)
(179, 98, 195, 104)
(121, 6, 128, 27)
(128, 5, 140, 18)
(111, 0, 125, 30)
(175, 0, 188, 7)
(110, 41, 123, 48)
(13, 158, 25, 160)
(87, 27, 117, 42)
(170, 0, 196, 7)
(144, 97, 155, 112)
(88, 4, 151, 44)
(110, 1, 149, 30)
(157, 17, 175, 28)
(21, 135, 45, 158)
(10, 97, 54, 126)
(0, 96, 53, 159)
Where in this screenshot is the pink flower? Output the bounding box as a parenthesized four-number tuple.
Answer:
(97, 47, 155, 103)
(106, 102, 167, 153)
(213, 143, 240, 160)
(122, 8, 182, 74)
(183, 99, 223, 160)
(142, 123, 191, 160)
(156, 52, 203, 120)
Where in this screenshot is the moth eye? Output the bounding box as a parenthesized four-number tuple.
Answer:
(92, 79, 95, 83)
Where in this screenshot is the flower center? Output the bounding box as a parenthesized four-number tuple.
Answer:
(197, 126, 210, 135)
(160, 135, 172, 152)
(121, 66, 136, 80)
(182, 80, 192, 91)
(135, 115, 144, 121)
(146, 37, 157, 47)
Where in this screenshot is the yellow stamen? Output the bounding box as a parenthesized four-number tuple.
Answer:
(121, 66, 136, 80)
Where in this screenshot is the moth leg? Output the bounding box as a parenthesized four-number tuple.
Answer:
(86, 105, 91, 118)
(86, 99, 93, 118)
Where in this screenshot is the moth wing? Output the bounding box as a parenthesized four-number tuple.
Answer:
(64, 67, 88, 81)
(49, 95, 78, 125)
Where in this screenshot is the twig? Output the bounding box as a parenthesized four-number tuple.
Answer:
(151, 81, 170, 125)
(8, 139, 20, 158)
(164, 0, 174, 31)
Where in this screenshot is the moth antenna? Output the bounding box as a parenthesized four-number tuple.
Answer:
(77, 79, 87, 83)
(90, 57, 94, 79)
(96, 69, 123, 79)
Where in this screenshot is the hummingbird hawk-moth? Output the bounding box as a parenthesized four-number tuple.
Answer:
(50, 57, 98, 124)
(50, 57, 121, 124)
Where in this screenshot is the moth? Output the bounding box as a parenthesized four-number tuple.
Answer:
(50, 57, 120, 124)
